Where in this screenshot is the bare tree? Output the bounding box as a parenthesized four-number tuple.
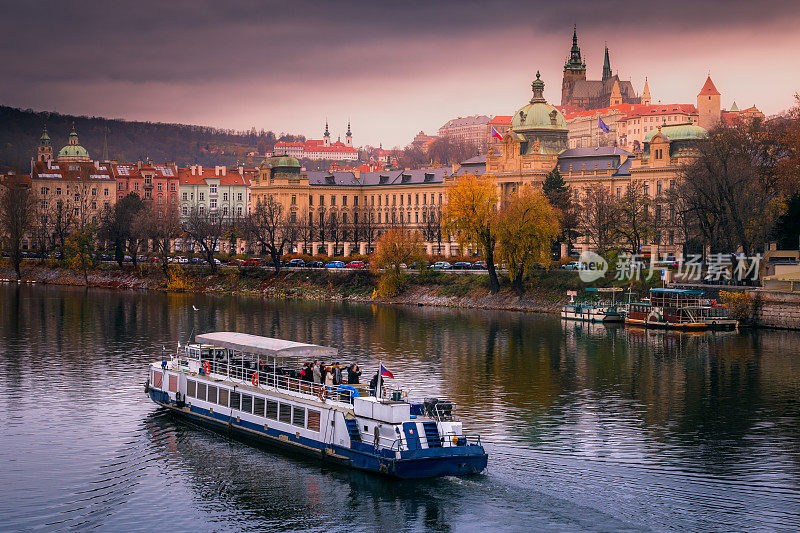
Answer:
(326, 211, 341, 256)
(0, 178, 36, 279)
(243, 196, 296, 272)
(580, 184, 619, 255)
(616, 182, 653, 254)
(183, 206, 225, 272)
(422, 205, 443, 255)
(136, 202, 181, 276)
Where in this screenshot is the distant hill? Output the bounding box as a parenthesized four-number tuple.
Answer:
(0, 105, 305, 173)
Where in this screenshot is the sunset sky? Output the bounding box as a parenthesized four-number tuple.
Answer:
(2, 0, 799, 148)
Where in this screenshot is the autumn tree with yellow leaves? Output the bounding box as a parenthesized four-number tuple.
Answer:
(496, 186, 560, 292)
(371, 228, 425, 297)
(442, 174, 501, 292)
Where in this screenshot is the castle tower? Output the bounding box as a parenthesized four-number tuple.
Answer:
(697, 76, 721, 129)
(345, 120, 352, 147)
(641, 77, 651, 106)
(561, 25, 586, 107)
(610, 79, 622, 106)
(602, 45, 612, 82)
(323, 120, 331, 147)
(37, 125, 53, 162)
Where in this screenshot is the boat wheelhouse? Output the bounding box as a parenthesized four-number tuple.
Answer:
(561, 287, 625, 323)
(625, 288, 738, 330)
(145, 332, 487, 479)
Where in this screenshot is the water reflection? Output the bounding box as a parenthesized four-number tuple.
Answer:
(1, 284, 800, 530)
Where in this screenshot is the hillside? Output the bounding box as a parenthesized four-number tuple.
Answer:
(0, 105, 304, 172)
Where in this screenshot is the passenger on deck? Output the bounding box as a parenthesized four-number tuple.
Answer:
(324, 365, 334, 387)
(369, 372, 379, 396)
(300, 363, 309, 382)
(334, 362, 343, 385)
(347, 363, 362, 384)
(312, 361, 322, 384)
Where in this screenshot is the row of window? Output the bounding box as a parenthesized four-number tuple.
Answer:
(185, 379, 321, 432)
(309, 192, 443, 208)
(182, 192, 246, 202)
(41, 186, 110, 197)
(181, 205, 244, 217)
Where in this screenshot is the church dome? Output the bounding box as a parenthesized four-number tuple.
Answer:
(511, 72, 567, 132)
(57, 126, 91, 162)
(268, 155, 301, 169)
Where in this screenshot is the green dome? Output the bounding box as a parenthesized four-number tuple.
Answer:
(269, 155, 301, 169)
(644, 123, 707, 143)
(57, 144, 90, 160)
(511, 71, 567, 132)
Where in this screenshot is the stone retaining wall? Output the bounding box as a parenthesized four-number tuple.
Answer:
(753, 290, 800, 330)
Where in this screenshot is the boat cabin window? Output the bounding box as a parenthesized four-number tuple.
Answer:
(241, 394, 253, 414)
(266, 401, 278, 420)
(253, 397, 265, 417)
(230, 391, 241, 411)
(197, 382, 207, 401)
(168, 375, 178, 392)
(279, 403, 291, 424)
(186, 346, 201, 359)
(292, 406, 305, 427)
(307, 410, 321, 432)
(152, 370, 163, 388)
(207, 385, 218, 404)
(187, 380, 196, 398)
(218, 388, 229, 407)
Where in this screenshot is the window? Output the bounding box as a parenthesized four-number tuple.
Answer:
(407, 194, 411, 205)
(253, 396, 265, 417)
(307, 410, 321, 431)
(170, 183, 176, 191)
(241, 394, 252, 414)
(92, 188, 97, 196)
(290, 211, 296, 223)
(237, 193, 242, 201)
(207, 385, 217, 404)
(309, 195, 314, 206)
(199, 192, 204, 201)
(187, 380, 196, 398)
(182, 192, 188, 201)
(354, 196, 358, 207)
(616, 187, 622, 199)
(320, 195, 325, 206)
(182, 206, 188, 216)
(152, 371, 163, 388)
(237, 206, 242, 217)
(292, 406, 305, 427)
(134, 183, 139, 191)
(291, 194, 296, 205)
(218, 388, 229, 407)
(279, 403, 292, 424)
(415, 193, 419, 205)
(230, 391, 241, 410)
(644, 182, 650, 197)
(157, 183, 163, 191)
(342, 195, 347, 206)
(210, 198, 217, 209)
(197, 382, 207, 401)
(331, 195, 336, 206)
(104, 188, 109, 196)
(210, 184, 217, 194)
(657, 181, 662, 195)
(266, 400, 278, 420)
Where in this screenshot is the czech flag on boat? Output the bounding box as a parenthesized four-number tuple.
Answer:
(380, 363, 394, 379)
(491, 126, 503, 140)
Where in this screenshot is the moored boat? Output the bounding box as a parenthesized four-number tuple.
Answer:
(625, 288, 738, 330)
(561, 287, 625, 323)
(145, 332, 488, 479)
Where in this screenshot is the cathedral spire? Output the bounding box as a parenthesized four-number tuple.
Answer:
(564, 24, 585, 72)
(602, 44, 612, 81)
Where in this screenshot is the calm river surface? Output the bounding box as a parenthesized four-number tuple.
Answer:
(1, 284, 800, 532)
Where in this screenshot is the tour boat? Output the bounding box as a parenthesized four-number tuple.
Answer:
(561, 287, 625, 323)
(625, 288, 738, 330)
(145, 332, 488, 479)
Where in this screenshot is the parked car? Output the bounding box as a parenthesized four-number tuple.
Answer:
(432, 261, 452, 270)
(245, 257, 263, 266)
(326, 261, 346, 268)
(561, 261, 584, 270)
(175, 256, 188, 264)
(472, 260, 487, 270)
(452, 262, 472, 270)
(409, 261, 429, 270)
(346, 260, 366, 269)
(286, 259, 306, 268)
(306, 260, 324, 268)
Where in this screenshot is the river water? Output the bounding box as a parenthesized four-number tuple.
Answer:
(1, 284, 799, 532)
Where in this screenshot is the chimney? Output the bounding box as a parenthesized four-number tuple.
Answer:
(137, 160, 142, 170)
(197, 165, 203, 175)
(190, 165, 196, 176)
(238, 165, 244, 176)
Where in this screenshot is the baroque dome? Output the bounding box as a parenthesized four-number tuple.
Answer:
(643, 123, 708, 143)
(511, 72, 567, 132)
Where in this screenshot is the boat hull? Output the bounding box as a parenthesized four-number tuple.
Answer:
(148, 389, 487, 479)
(625, 317, 738, 330)
(561, 308, 624, 323)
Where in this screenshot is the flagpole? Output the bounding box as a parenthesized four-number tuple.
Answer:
(377, 360, 382, 400)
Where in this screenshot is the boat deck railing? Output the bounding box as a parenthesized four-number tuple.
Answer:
(190, 358, 360, 404)
(387, 433, 482, 451)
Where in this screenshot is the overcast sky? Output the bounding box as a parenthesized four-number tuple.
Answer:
(1, 0, 799, 147)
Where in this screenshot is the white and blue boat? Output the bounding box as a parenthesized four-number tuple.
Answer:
(561, 287, 625, 323)
(145, 332, 488, 479)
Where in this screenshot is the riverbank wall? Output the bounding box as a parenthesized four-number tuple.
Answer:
(752, 290, 800, 330)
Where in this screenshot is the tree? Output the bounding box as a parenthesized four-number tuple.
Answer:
(397, 146, 427, 170)
(136, 202, 181, 276)
(496, 186, 560, 291)
(443, 174, 501, 292)
(243, 196, 296, 272)
(543, 168, 579, 251)
(616, 182, 653, 254)
(99, 192, 145, 267)
(183, 207, 225, 272)
(580, 184, 619, 255)
(422, 205, 443, 254)
(325, 211, 341, 255)
(65, 225, 96, 285)
(355, 206, 379, 254)
(677, 121, 787, 256)
(0, 178, 36, 279)
(371, 228, 424, 297)
(773, 193, 800, 250)
(427, 136, 479, 165)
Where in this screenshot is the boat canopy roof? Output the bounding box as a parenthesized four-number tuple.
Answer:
(585, 287, 623, 293)
(649, 288, 704, 295)
(194, 332, 338, 358)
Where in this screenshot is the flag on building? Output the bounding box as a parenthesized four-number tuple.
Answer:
(380, 363, 394, 379)
(491, 126, 503, 140)
(598, 117, 610, 134)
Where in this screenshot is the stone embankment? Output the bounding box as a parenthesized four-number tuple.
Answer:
(753, 290, 800, 330)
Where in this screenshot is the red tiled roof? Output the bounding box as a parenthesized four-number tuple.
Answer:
(564, 103, 639, 119)
(177, 167, 254, 186)
(274, 141, 304, 147)
(618, 104, 697, 122)
(698, 76, 720, 96)
(31, 161, 114, 181)
(489, 115, 512, 125)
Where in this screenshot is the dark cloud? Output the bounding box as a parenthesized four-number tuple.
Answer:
(1, 0, 798, 145)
